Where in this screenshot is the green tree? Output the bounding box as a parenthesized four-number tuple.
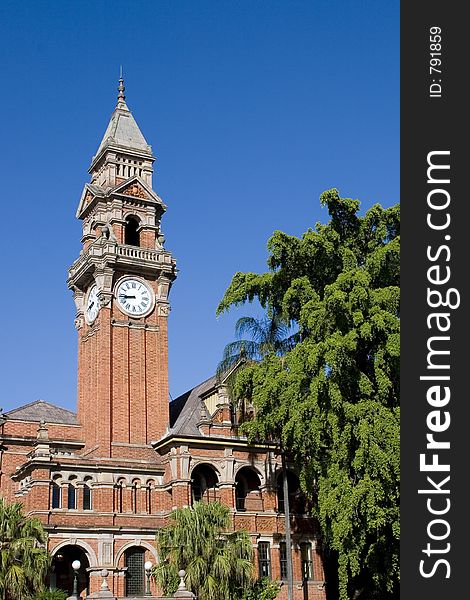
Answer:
(153, 501, 254, 600)
(217, 189, 400, 600)
(0, 499, 50, 600)
(217, 315, 298, 376)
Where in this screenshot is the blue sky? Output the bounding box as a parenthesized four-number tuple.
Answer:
(0, 0, 398, 413)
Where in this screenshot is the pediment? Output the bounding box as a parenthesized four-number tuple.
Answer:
(76, 183, 105, 218)
(111, 176, 165, 207)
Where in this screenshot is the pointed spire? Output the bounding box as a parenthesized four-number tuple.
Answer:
(92, 74, 152, 160)
(117, 68, 126, 106)
(89, 74, 155, 181)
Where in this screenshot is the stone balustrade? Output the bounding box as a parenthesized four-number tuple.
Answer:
(68, 240, 175, 285)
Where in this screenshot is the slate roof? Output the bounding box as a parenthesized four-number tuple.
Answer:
(168, 375, 217, 437)
(95, 99, 151, 158)
(5, 400, 78, 425)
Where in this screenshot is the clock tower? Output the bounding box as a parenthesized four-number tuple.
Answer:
(68, 77, 176, 457)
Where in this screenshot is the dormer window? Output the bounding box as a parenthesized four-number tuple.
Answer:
(124, 216, 140, 246)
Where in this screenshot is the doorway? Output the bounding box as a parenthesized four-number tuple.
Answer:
(51, 545, 90, 597)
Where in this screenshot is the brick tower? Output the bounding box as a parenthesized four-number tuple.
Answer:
(67, 77, 176, 456)
(0, 79, 327, 599)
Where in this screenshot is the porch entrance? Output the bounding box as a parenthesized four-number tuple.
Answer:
(51, 545, 90, 597)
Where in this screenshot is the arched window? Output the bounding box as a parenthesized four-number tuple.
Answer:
(124, 216, 140, 246)
(83, 477, 92, 510)
(67, 478, 77, 510)
(276, 471, 305, 514)
(51, 479, 61, 509)
(235, 467, 262, 511)
(146, 480, 155, 514)
(131, 480, 139, 514)
(191, 464, 218, 505)
(116, 479, 126, 513)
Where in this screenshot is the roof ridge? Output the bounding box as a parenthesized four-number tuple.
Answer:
(6, 399, 76, 414)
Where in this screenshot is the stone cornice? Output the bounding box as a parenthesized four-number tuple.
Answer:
(152, 434, 277, 454)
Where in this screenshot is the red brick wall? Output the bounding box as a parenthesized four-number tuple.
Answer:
(76, 280, 170, 454)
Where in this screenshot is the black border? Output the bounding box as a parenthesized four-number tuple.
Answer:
(401, 3, 468, 597)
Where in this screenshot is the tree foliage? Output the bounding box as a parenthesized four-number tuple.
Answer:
(217, 189, 400, 599)
(0, 499, 50, 600)
(217, 315, 297, 377)
(240, 578, 281, 600)
(27, 590, 67, 600)
(153, 501, 254, 600)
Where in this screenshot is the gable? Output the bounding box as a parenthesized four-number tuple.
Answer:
(76, 183, 105, 218)
(6, 400, 78, 425)
(112, 175, 165, 207)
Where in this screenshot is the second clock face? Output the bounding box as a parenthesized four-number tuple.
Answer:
(85, 284, 100, 324)
(116, 277, 154, 317)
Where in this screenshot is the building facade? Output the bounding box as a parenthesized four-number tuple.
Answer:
(0, 80, 326, 600)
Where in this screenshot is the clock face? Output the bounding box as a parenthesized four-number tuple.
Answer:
(115, 277, 154, 317)
(85, 284, 100, 324)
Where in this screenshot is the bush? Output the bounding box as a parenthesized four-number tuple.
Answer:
(28, 590, 68, 600)
(240, 578, 281, 600)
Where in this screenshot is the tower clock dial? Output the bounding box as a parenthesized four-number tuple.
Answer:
(85, 284, 100, 324)
(115, 277, 154, 317)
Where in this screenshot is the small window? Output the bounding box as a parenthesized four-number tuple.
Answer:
(51, 482, 61, 509)
(116, 480, 125, 513)
(300, 542, 313, 580)
(146, 481, 155, 514)
(67, 483, 76, 509)
(258, 542, 271, 579)
(131, 481, 139, 514)
(279, 542, 288, 580)
(83, 478, 92, 510)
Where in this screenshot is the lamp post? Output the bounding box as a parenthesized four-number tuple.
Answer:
(281, 448, 294, 600)
(71, 560, 81, 600)
(144, 561, 152, 597)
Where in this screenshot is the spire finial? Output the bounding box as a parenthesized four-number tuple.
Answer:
(117, 68, 126, 105)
